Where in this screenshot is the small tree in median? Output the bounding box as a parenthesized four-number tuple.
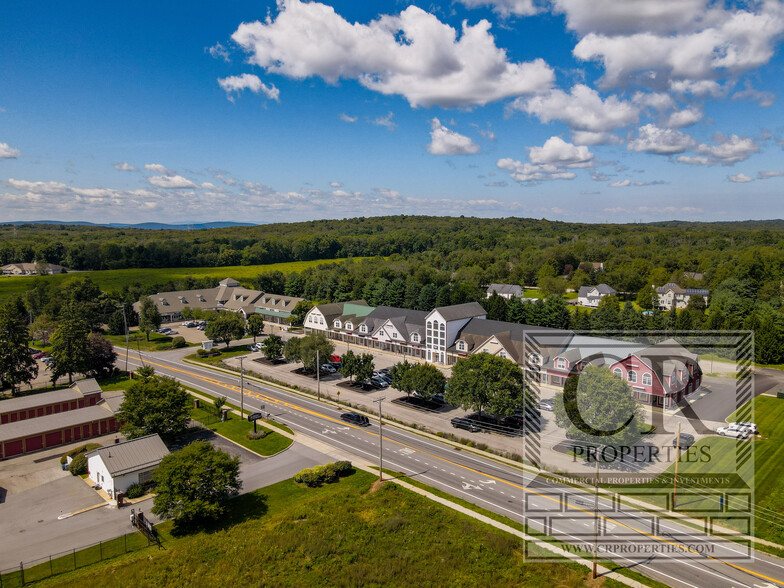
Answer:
(299, 332, 335, 373)
(49, 315, 90, 384)
(261, 334, 284, 361)
(339, 350, 358, 382)
(246, 314, 265, 343)
(390, 360, 414, 396)
(408, 363, 446, 401)
(283, 336, 302, 363)
(119, 375, 190, 440)
(205, 312, 246, 349)
(354, 353, 375, 386)
(84, 332, 117, 379)
(152, 441, 241, 529)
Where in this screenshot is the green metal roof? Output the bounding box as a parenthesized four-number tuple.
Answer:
(343, 303, 374, 317)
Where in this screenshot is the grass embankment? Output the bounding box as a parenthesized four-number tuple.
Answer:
(610, 396, 784, 544)
(34, 470, 623, 588)
(184, 345, 251, 366)
(189, 396, 292, 456)
(0, 258, 363, 300)
(106, 331, 195, 352)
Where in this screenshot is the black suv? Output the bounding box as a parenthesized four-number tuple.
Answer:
(673, 433, 695, 449)
(341, 412, 371, 426)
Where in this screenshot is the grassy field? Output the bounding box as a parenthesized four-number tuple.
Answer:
(106, 330, 198, 352)
(35, 470, 620, 588)
(610, 395, 784, 544)
(189, 397, 292, 456)
(0, 258, 361, 300)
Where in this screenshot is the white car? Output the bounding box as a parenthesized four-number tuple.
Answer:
(729, 421, 758, 435)
(716, 426, 749, 440)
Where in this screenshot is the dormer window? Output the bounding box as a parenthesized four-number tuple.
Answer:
(412, 333, 419, 343)
(334, 320, 342, 329)
(360, 324, 368, 334)
(556, 358, 566, 370)
(160, 298, 169, 306)
(528, 353, 542, 365)
(345, 322, 353, 330)
(457, 341, 466, 352)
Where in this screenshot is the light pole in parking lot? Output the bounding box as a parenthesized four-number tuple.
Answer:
(373, 397, 386, 481)
(316, 349, 320, 401)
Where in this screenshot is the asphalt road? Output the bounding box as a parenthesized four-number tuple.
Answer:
(121, 348, 784, 588)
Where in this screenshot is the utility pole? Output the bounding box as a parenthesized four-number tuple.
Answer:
(239, 356, 245, 418)
(373, 397, 385, 481)
(316, 349, 320, 401)
(673, 421, 681, 510)
(593, 456, 599, 579)
(121, 305, 129, 375)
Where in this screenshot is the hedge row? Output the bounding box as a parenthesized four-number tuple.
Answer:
(294, 461, 352, 487)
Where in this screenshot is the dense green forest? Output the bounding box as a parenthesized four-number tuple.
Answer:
(3, 217, 783, 363)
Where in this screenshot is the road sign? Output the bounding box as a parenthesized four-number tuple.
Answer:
(248, 412, 262, 421)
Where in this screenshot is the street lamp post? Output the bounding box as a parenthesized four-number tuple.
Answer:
(316, 349, 320, 401)
(373, 397, 385, 481)
(121, 305, 130, 375)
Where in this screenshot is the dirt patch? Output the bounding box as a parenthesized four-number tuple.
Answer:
(367, 479, 387, 494)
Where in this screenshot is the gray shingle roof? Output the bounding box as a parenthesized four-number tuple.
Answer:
(87, 434, 170, 477)
(486, 283, 524, 297)
(0, 379, 102, 416)
(431, 302, 486, 322)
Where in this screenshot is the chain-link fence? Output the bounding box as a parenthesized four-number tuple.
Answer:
(0, 532, 153, 587)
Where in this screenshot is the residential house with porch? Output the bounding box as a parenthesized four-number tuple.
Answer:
(654, 283, 709, 311)
(577, 284, 616, 307)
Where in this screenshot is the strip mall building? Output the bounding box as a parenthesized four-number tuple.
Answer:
(305, 300, 702, 409)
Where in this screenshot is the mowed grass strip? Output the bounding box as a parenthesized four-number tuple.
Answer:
(189, 397, 292, 456)
(609, 396, 784, 544)
(36, 470, 622, 588)
(0, 258, 363, 300)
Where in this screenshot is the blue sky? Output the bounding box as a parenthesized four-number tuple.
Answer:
(1, 0, 784, 224)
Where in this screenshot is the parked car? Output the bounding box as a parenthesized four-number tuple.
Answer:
(537, 399, 555, 412)
(373, 371, 392, 384)
(320, 364, 336, 374)
(451, 416, 480, 433)
(729, 421, 758, 435)
(717, 426, 749, 439)
(32, 351, 48, 359)
(672, 433, 695, 449)
(329, 354, 341, 363)
(369, 377, 389, 389)
(341, 412, 370, 426)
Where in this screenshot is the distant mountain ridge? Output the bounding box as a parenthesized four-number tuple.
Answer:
(2, 220, 259, 230)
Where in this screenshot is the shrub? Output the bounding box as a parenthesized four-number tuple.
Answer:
(126, 483, 145, 499)
(171, 336, 187, 349)
(196, 348, 208, 357)
(333, 461, 352, 476)
(69, 453, 88, 476)
(245, 430, 268, 440)
(294, 461, 353, 487)
(60, 443, 101, 465)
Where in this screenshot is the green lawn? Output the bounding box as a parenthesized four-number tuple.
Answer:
(189, 399, 292, 456)
(95, 373, 134, 392)
(0, 258, 364, 300)
(106, 330, 196, 352)
(34, 470, 620, 588)
(184, 345, 251, 366)
(610, 396, 784, 544)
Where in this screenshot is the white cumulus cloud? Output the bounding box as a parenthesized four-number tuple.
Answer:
(664, 107, 703, 128)
(113, 162, 137, 171)
(218, 73, 280, 102)
(758, 170, 784, 179)
(528, 136, 593, 167)
(0, 142, 21, 160)
(147, 175, 197, 189)
(457, 0, 538, 17)
(427, 118, 480, 155)
(610, 179, 631, 187)
(230, 0, 554, 108)
(627, 124, 696, 154)
(144, 163, 175, 175)
(728, 173, 753, 183)
(339, 113, 357, 123)
(694, 134, 760, 165)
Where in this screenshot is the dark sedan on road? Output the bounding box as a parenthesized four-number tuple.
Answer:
(341, 412, 371, 426)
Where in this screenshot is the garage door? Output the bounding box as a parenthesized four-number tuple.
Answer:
(45, 431, 63, 448)
(25, 435, 44, 452)
(74, 426, 82, 441)
(3, 440, 24, 458)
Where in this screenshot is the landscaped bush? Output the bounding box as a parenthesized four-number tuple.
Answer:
(294, 461, 353, 487)
(125, 483, 145, 499)
(245, 430, 268, 440)
(60, 443, 102, 465)
(171, 336, 187, 349)
(69, 453, 88, 476)
(196, 348, 209, 357)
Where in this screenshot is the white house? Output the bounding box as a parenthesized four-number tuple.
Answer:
(485, 283, 524, 299)
(654, 283, 710, 311)
(425, 302, 486, 365)
(87, 434, 169, 499)
(577, 284, 616, 307)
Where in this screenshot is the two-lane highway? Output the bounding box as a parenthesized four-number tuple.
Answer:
(119, 349, 784, 588)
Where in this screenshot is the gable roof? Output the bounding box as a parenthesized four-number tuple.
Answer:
(430, 302, 486, 322)
(486, 283, 524, 297)
(451, 318, 573, 364)
(87, 434, 170, 477)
